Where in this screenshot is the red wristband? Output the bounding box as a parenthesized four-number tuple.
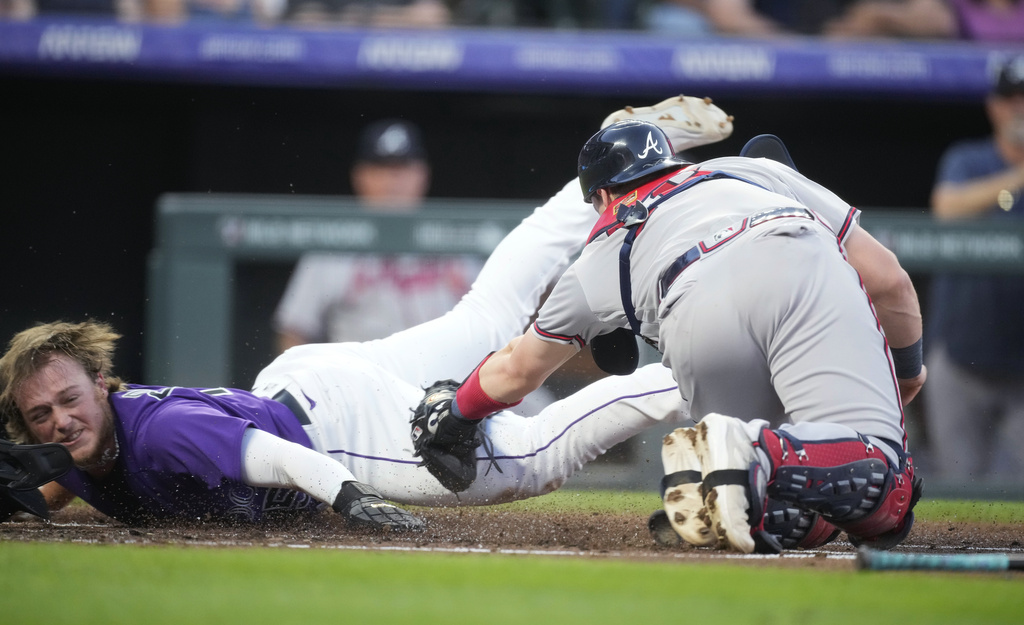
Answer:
(455, 355, 522, 420)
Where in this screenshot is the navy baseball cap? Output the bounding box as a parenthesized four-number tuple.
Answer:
(356, 119, 427, 163)
(993, 55, 1024, 97)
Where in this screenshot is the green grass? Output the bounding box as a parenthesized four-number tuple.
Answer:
(3, 492, 1023, 625)
(491, 488, 1024, 523)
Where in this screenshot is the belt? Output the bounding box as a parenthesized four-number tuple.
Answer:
(272, 389, 311, 426)
(658, 206, 817, 298)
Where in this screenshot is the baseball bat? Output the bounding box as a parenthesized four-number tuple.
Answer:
(856, 546, 1024, 572)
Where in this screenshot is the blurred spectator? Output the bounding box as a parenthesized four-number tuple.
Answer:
(178, 0, 284, 23)
(641, 0, 995, 39)
(948, 0, 1024, 41)
(695, 0, 861, 36)
(283, 0, 450, 28)
(637, 0, 714, 36)
(824, 0, 1024, 41)
(924, 55, 1024, 481)
(24, 0, 136, 18)
(0, 0, 33, 18)
(141, 0, 285, 24)
(1, 0, 283, 22)
(452, 0, 639, 29)
(823, 0, 958, 39)
(273, 119, 483, 351)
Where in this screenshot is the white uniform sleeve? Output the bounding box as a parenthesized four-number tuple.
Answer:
(532, 264, 620, 348)
(239, 427, 356, 504)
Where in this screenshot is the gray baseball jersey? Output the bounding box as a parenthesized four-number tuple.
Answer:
(534, 157, 906, 448)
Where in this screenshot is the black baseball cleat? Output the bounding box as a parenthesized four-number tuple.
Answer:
(0, 439, 74, 491)
(648, 509, 683, 548)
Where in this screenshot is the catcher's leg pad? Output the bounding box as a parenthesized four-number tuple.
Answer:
(660, 427, 714, 547)
(759, 429, 920, 550)
(761, 498, 841, 550)
(0, 438, 74, 491)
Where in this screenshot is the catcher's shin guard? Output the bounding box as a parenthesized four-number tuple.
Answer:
(761, 499, 840, 550)
(757, 429, 921, 550)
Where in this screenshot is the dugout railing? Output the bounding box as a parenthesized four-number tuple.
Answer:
(147, 194, 1024, 499)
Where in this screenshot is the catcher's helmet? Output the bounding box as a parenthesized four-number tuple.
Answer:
(578, 120, 687, 203)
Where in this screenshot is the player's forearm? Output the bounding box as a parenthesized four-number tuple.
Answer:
(932, 166, 1024, 219)
(480, 332, 578, 403)
(845, 225, 923, 356)
(239, 428, 356, 504)
(41, 481, 76, 512)
(478, 341, 546, 404)
(455, 335, 574, 420)
(873, 274, 923, 351)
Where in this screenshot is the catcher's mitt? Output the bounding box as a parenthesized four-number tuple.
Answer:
(1, 487, 50, 522)
(1, 438, 73, 491)
(410, 380, 483, 493)
(332, 481, 425, 531)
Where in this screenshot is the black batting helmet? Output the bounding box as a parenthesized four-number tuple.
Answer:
(578, 120, 687, 203)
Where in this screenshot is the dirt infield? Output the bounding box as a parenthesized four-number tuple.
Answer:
(3, 505, 1021, 570)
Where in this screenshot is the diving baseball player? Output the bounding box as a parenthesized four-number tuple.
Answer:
(413, 120, 925, 553)
(0, 96, 733, 528)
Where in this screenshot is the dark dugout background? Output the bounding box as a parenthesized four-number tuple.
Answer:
(0, 75, 989, 385)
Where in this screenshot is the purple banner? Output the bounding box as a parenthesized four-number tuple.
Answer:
(2, 17, 1022, 98)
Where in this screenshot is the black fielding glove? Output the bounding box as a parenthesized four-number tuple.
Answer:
(332, 481, 425, 532)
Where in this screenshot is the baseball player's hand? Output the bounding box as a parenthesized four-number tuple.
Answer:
(332, 481, 425, 532)
(897, 366, 927, 406)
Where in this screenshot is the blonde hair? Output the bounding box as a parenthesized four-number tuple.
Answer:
(0, 320, 124, 443)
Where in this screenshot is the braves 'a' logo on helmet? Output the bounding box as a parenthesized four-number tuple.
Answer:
(636, 131, 664, 159)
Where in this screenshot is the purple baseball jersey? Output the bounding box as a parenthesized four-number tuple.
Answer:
(57, 384, 321, 524)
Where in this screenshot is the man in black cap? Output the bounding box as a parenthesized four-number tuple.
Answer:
(350, 119, 431, 209)
(924, 54, 1024, 481)
(273, 119, 484, 351)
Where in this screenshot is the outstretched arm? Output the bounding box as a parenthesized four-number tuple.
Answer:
(455, 333, 579, 420)
(240, 428, 423, 530)
(844, 224, 926, 405)
(482, 334, 579, 403)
